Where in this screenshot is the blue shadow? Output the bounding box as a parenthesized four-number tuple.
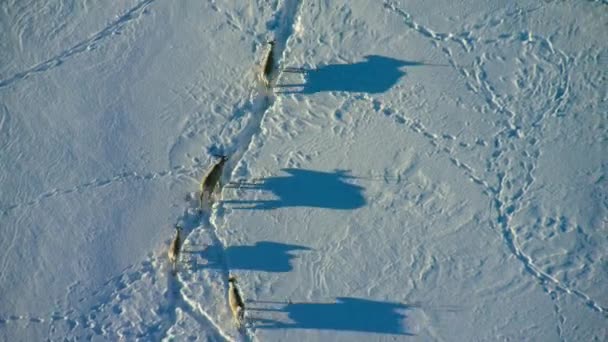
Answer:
(223, 168, 366, 210)
(190, 241, 311, 273)
(249, 297, 414, 335)
(276, 55, 425, 94)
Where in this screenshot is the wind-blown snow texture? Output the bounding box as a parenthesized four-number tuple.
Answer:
(0, 0, 606, 341)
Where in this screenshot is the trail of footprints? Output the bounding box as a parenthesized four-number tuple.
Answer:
(0, 0, 157, 89)
(0, 164, 203, 216)
(383, 0, 606, 319)
(160, 1, 302, 340)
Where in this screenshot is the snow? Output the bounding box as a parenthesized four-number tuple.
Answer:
(0, 0, 606, 341)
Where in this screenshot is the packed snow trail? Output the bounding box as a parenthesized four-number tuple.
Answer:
(160, 0, 305, 340)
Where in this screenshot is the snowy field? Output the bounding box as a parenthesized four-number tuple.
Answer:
(1, 0, 606, 341)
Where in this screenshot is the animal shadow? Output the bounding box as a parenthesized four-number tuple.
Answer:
(189, 241, 311, 273)
(277, 55, 431, 94)
(248, 297, 414, 335)
(223, 168, 366, 210)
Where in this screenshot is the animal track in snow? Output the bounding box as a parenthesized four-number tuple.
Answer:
(154, 1, 305, 340)
(0, 164, 201, 216)
(0, 0, 157, 90)
(383, 0, 605, 318)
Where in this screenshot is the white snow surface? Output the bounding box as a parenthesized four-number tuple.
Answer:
(1, 0, 606, 341)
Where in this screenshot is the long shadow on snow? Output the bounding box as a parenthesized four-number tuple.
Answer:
(223, 168, 365, 210)
(276, 55, 430, 94)
(187, 241, 311, 273)
(248, 297, 414, 335)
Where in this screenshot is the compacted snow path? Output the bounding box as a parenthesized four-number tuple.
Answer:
(147, 1, 305, 340)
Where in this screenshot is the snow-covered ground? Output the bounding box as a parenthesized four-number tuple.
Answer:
(1, 0, 606, 341)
